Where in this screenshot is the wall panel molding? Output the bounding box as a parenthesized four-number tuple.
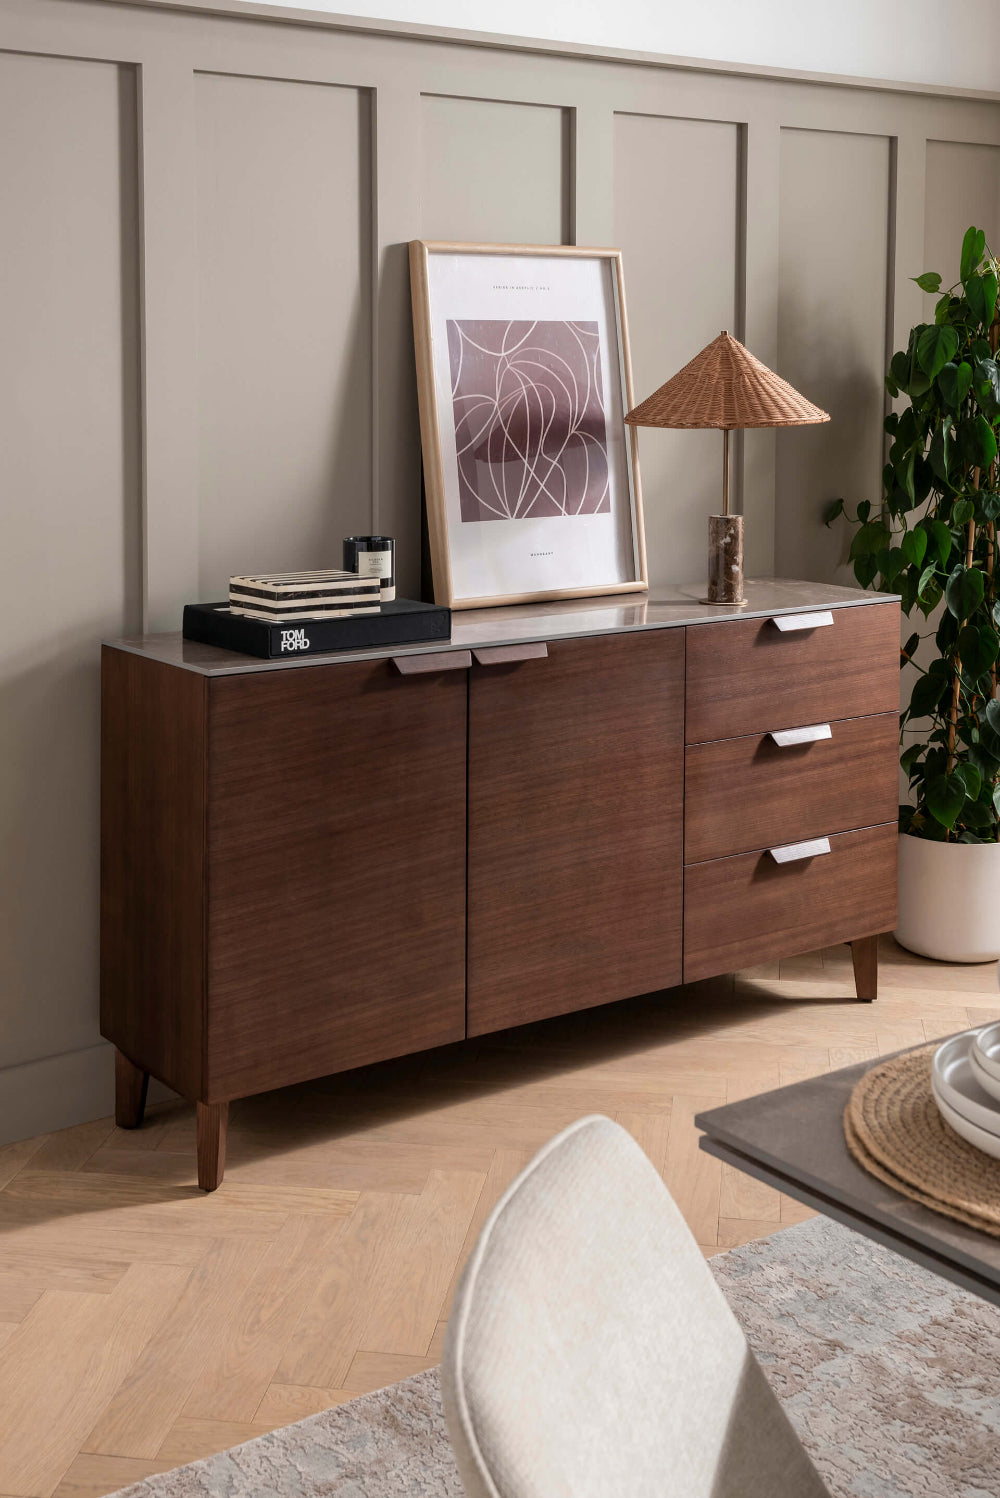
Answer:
(139, 57, 199, 629)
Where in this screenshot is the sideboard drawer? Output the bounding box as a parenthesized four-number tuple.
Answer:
(684, 824, 897, 982)
(685, 712, 898, 863)
(685, 602, 899, 743)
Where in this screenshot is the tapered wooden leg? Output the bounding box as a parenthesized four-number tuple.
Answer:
(114, 1048, 149, 1128)
(197, 1101, 229, 1191)
(851, 934, 880, 1003)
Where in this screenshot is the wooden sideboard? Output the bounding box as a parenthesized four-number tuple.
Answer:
(101, 581, 900, 1188)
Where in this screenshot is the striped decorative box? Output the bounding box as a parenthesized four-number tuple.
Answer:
(229, 568, 381, 622)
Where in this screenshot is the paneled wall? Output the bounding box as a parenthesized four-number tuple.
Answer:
(775, 128, 892, 582)
(1, 0, 999, 1143)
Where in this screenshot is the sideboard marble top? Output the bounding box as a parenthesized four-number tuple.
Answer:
(104, 578, 898, 677)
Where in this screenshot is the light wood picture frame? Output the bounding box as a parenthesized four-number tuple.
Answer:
(409, 241, 648, 610)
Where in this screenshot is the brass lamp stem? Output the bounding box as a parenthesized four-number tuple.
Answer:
(722, 427, 730, 516)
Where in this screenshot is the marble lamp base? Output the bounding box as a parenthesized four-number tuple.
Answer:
(701, 512, 747, 606)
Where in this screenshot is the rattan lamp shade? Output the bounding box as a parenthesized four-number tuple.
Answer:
(624, 331, 829, 609)
(624, 331, 830, 430)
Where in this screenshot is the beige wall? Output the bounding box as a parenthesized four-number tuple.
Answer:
(1, 0, 999, 1143)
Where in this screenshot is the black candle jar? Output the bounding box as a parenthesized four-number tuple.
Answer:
(343, 535, 395, 602)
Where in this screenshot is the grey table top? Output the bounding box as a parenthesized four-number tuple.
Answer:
(696, 1048, 1000, 1307)
(103, 578, 895, 677)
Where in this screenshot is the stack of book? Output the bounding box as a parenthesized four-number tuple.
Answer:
(228, 569, 381, 621)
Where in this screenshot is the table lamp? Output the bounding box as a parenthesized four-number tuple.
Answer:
(624, 331, 829, 606)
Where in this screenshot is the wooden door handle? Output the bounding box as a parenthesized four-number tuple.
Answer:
(391, 650, 472, 674)
(771, 610, 834, 632)
(472, 643, 548, 665)
(769, 836, 832, 864)
(768, 723, 832, 747)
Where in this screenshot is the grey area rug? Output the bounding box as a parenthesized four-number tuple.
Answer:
(113, 1217, 1000, 1498)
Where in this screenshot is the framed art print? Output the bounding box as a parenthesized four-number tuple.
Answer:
(409, 242, 648, 609)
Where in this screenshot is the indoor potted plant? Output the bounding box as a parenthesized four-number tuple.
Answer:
(827, 225, 1000, 961)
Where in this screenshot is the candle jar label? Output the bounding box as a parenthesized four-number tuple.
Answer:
(358, 551, 392, 579)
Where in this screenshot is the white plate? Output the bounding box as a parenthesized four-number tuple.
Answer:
(971, 1020, 1000, 1085)
(933, 1084, 1000, 1160)
(932, 1032, 1000, 1136)
(969, 1045, 1000, 1106)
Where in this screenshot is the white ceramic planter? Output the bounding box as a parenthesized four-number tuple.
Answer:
(895, 832, 1000, 962)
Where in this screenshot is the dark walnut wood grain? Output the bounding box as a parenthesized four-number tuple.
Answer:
(114, 1048, 149, 1129)
(197, 1101, 228, 1192)
(851, 934, 880, 1002)
(685, 601, 900, 743)
(685, 712, 898, 863)
(101, 648, 207, 1100)
(467, 630, 685, 1037)
(684, 824, 897, 983)
(204, 658, 467, 1100)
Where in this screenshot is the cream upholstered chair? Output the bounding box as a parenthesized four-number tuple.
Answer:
(442, 1115, 830, 1498)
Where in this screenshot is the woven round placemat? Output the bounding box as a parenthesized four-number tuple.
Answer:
(844, 1044, 1000, 1237)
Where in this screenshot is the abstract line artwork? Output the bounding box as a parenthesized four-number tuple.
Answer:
(447, 319, 611, 522)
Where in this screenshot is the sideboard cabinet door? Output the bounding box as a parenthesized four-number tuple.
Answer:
(467, 630, 685, 1037)
(204, 660, 467, 1099)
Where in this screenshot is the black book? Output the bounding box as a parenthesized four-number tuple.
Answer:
(183, 599, 451, 660)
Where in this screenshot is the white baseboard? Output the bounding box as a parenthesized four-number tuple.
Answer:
(0, 1043, 177, 1147)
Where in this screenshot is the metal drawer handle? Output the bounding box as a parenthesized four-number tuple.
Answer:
(769, 837, 832, 864)
(769, 723, 832, 748)
(391, 650, 471, 675)
(472, 643, 548, 665)
(771, 610, 834, 632)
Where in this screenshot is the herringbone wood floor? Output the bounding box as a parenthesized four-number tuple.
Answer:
(0, 937, 996, 1498)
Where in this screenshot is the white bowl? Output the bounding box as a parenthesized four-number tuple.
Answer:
(969, 1045, 1000, 1106)
(932, 1032, 1000, 1137)
(933, 1085, 1000, 1160)
(971, 1020, 1000, 1085)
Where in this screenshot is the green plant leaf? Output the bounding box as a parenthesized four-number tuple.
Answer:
(954, 761, 983, 801)
(880, 546, 906, 584)
(854, 555, 878, 589)
(974, 359, 1000, 413)
(967, 275, 988, 325)
(857, 499, 871, 523)
(823, 497, 844, 527)
(961, 226, 986, 282)
(976, 412, 998, 468)
(909, 670, 948, 717)
(917, 324, 960, 381)
(994, 784, 1000, 818)
(971, 758, 1000, 797)
(913, 271, 942, 293)
(959, 622, 1000, 680)
(931, 519, 953, 565)
(953, 497, 975, 525)
(945, 564, 985, 619)
(900, 744, 923, 776)
(918, 580, 943, 619)
(962, 798, 993, 829)
(900, 528, 927, 568)
(985, 272, 1000, 323)
(982, 700, 1000, 757)
(849, 521, 888, 560)
(938, 361, 973, 409)
(901, 631, 920, 663)
(925, 772, 966, 829)
(889, 350, 910, 390)
(967, 272, 1000, 329)
(928, 425, 952, 483)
